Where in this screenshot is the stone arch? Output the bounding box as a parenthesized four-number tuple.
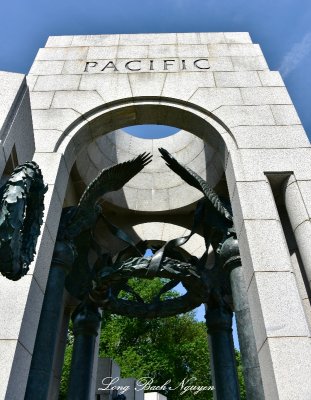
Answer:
(55, 97, 237, 175)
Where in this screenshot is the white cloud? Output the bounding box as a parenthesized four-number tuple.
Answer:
(279, 32, 311, 77)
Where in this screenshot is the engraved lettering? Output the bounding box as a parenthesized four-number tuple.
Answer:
(101, 61, 118, 72)
(163, 59, 176, 70)
(194, 59, 210, 70)
(84, 61, 98, 72)
(83, 58, 211, 73)
(125, 60, 142, 71)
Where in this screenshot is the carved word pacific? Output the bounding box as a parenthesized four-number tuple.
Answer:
(84, 58, 210, 73)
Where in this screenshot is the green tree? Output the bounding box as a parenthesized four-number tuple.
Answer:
(99, 311, 213, 400)
(59, 278, 245, 399)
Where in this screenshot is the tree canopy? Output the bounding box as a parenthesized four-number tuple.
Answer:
(59, 278, 245, 399)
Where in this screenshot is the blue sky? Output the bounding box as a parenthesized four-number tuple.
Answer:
(1, 0, 309, 346)
(1, 0, 311, 137)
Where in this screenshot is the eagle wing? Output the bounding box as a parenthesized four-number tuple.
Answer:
(66, 153, 152, 237)
(159, 147, 232, 221)
(78, 152, 152, 210)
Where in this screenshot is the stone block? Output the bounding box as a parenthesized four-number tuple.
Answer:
(177, 44, 209, 58)
(270, 104, 301, 125)
(34, 74, 81, 91)
(0, 275, 43, 353)
(175, 141, 205, 166)
(1, 86, 35, 162)
(51, 90, 104, 114)
(215, 105, 275, 127)
(284, 178, 310, 229)
(0, 340, 32, 400)
(231, 125, 310, 149)
(208, 56, 234, 71)
(29, 60, 65, 75)
(177, 32, 201, 44)
(38, 183, 63, 242)
(119, 33, 177, 45)
(20, 278, 44, 353)
(224, 32, 252, 43)
(147, 45, 178, 58)
(45, 35, 73, 47)
(26, 75, 38, 91)
(127, 172, 154, 190)
(0, 71, 25, 133)
(80, 73, 132, 103)
(136, 188, 170, 211)
(297, 180, 311, 216)
(88, 136, 117, 161)
(168, 184, 201, 210)
(152, 170, 186, 189)
(232, 180, 279, 236)
(33, 153, 69, 202)
(241, 87, 292, 105)
(33, 129, 62, 152)
(208, 43, 262, 57)
(302, 298, 311, 327)
(129, 73, 166, 98)
(224, 150, 242, 198)
(66, 118, 93, 158)
(293, 221, 311, 285)
(133, 222, 164, 242)
(36, 47, 88, 61)
(189, 87, 243, 111)
(231, 56, 268, 71)
(237, 148, 311, 182)
(214, 71, 261, 87)
(162, 71, 215, 101)
(87, 46, 118, 59)
(153, 130, 193, 153)
(32, 108, 81, 132)
(31, 226, 55, 292)
(257, 339, 280, 400)
(117, 45, 149, 59)
(258, 71, 285, 86)
(200, 32, 226, 44)
(0, 340, 17, 399)
(238, 220, 292, 289)
(61, 60, 90, 74)
(247, 272, 309, 351)
(128, 135, 153, 154)
(51, 133, 78, 171)
(289, 250, 310, 303)
(30, 91, 54, 109)
(259, 337, 311, 400)
(71, 34, 120, 47)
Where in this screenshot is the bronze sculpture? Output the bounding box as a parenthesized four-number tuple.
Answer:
(79, 148, 237, 320)
(0, 161, 47, 280)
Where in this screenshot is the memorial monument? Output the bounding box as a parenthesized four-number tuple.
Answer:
(0, 32, 311, 400)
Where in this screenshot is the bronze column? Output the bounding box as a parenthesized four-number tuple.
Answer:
(25, 241, 75, 400)
(205, 304, 240, 400)
(67, 301, 101, 400)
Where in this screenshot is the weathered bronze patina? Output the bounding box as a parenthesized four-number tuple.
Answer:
(0, 161, 47, 280)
